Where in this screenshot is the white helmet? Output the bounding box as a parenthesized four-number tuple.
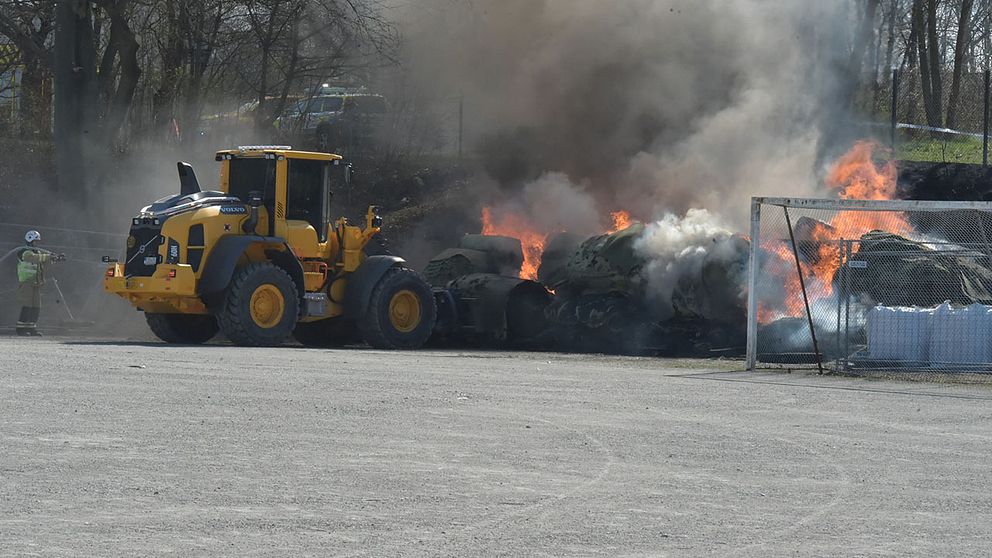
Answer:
(24, 230, 41, 244)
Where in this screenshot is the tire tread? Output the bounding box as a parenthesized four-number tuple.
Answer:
(216, 262, 299, 347)
(360, 267, 436, 350)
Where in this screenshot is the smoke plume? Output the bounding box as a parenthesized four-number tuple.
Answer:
(396, 0, 858, 314)
(398, 0, 852, 229)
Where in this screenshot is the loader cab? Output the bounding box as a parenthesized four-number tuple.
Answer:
(216, 146, 348, 253)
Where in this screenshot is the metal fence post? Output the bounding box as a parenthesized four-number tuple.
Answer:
(984, 69, 989, 167)
(891, 68, 899, 156)
(746, 198, 761, 371)
(783, 206, 824, 375)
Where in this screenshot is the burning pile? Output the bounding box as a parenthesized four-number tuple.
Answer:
(428, 205, 748, 355)
(757, 141, 912, 324)
(425, 141, 955, 357)
(479, 206, 634, 281)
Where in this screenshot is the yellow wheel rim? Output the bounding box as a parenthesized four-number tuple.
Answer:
(388, 289, 422, 333)
(250, 284, 285, 329)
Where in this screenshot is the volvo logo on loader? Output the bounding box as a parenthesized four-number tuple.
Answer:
(104, 149, 437, 350)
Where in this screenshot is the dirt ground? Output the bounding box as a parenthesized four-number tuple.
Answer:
(1, 338, 991, 557)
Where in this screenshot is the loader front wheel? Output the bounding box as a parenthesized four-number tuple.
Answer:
(217, 262, 299, 347)
(145, 313, 219, 344)
(360, 267, 436, 350)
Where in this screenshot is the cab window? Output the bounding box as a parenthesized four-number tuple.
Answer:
(228, 157, 276, 202)
(228, 157, 278, 235)
(287, 159, 330, 242)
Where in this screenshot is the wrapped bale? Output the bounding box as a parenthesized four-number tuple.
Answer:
(671, 234, 749, 325)
(850, 231, 992, 306)
(793, 216, 836, 263)
(423, 248, 490, 287)
(558, 224, 647, 297)
(537, 232, 584, 288)
(423, 234, 525, 287)
(447, 273, 551, 345)
(459, 234, 524, 277)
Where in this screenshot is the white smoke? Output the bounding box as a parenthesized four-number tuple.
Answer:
(635, 209, 744, 321)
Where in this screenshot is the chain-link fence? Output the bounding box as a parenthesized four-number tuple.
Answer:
(747, 197, 992, 381)
(861, 69, 992, 165)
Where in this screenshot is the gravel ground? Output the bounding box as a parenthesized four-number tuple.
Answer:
(1, 337, 991, 557)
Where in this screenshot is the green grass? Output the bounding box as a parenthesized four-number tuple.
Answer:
(897, 136, 987, 164)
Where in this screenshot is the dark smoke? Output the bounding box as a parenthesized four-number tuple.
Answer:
(395, 0, 857, 306)
(398, 0, 853, 228)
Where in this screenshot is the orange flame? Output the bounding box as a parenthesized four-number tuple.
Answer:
(480, 208, 639, 280)
(826, 141, 899, 201)
(758, 141, 911, 324)
(609, 210, 634, 232)
(481, 207, 548, 280)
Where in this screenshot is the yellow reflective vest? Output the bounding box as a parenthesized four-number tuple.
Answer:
(17, 249, 47, 284)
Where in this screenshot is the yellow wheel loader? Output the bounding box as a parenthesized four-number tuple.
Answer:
(104, 146, 436, 348)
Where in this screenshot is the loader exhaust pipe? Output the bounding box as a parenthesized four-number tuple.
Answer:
(177, 162, 202, 196)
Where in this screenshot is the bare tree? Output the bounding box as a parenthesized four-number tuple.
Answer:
(0, 0, 55, 137)
(914, 0, 944, 128)
(947, 0, 976, 128)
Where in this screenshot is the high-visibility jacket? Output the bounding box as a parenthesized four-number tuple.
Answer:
(17, 249, 49, 284)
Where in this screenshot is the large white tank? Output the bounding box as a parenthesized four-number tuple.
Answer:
(866, 305, 933, 364)
(929, 303, 992, 368)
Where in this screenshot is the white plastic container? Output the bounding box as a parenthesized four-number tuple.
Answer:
(866, 305, 933, 364)
(929, 303, 992, 368)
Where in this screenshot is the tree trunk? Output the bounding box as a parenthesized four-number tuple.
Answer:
(153, 0, 183, 137)
(18, 49, 52, 138)
(925, 0, 943, 127)
(180, 2, 224, 144)
(946, 0, 975, 129)
(905, 2, 919, 71)
(101, 3, 141, 148)
(883, 0, 896, 76)
(850, 0, 881, 77)
(54, 0, 99, 206)
(839, 0, 881, 113)
(914, 0, 943, 128)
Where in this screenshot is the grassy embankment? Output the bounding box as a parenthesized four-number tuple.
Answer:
(898, 136, 987, 164)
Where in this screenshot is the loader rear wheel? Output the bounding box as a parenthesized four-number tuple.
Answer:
(145, 313, 219, 344)
(360, 267, 436, 350)
(217, 262, 299, 347)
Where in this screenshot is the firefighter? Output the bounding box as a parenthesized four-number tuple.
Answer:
(16, 230, 65, 336)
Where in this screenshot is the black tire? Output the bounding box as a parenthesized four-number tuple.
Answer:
(360, 267, 437, 350)
(145, 313, 219, 344)
(293, 318, 359, 348)
(216, 262, 299, 347)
